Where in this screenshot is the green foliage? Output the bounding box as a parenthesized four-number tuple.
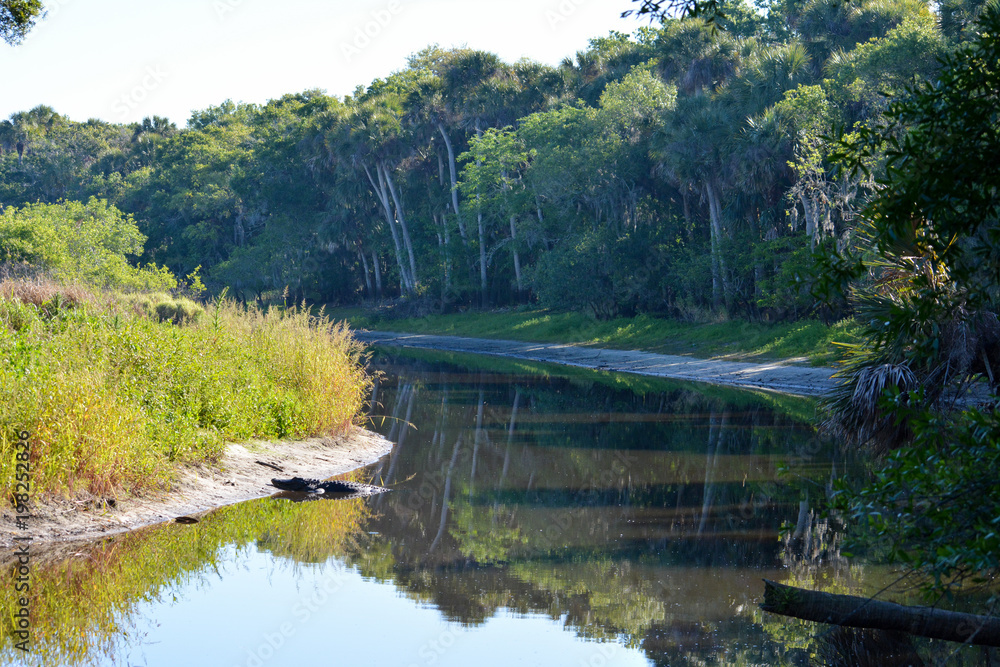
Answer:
(342, 307, 860, 364)
(0, 198, 177, 291)
(0, 0, 956, 320)
(834, 406, 1000, 596)
(825, 4, 1000, 598)
(825, 13, 947, 118)
(0, 281, 371, 500)
(0, 0, 42, 45)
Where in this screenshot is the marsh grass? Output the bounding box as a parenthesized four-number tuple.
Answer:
(0, 280, 371, 500)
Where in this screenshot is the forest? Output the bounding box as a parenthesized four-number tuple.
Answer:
(0, 0, 971, 321)
(3, 0, 1000, 654)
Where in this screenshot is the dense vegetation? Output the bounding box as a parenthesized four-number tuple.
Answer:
(0, 280, 370, 499)
(0, 0, 970, 323)
(0, 201, 370, 500)
(3, 0, 998, 631)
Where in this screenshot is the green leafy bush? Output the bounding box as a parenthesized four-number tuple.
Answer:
(0, 198, 176, 291)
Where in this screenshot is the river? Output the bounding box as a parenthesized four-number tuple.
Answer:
(1, 348, 978, 666)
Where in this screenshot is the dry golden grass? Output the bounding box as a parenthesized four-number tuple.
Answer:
(0, 281, 371, 500)
(0, 276, 95, 310)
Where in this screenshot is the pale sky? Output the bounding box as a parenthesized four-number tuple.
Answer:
(1, 0, 642, 127)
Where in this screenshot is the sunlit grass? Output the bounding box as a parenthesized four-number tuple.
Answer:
(338, 308, 862, 365)
(0, 279, 371, 500)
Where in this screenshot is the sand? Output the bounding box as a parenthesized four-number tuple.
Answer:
(0, 428, 392, 549)
(356, 331, 837, 397)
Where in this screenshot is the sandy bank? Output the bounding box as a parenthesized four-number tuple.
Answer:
(0, 428, 392, 549)
(357, 331, 837, 397)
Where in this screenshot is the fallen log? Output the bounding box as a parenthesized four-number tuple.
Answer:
(761, 580, 1000, 647)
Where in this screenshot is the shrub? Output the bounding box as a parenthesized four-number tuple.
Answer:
(0, 198, 176, 291)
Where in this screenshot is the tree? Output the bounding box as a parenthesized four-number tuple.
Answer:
(0, 197, 176, 290)
(826, 3, 1000, 600)
(1, 0, 42, 45)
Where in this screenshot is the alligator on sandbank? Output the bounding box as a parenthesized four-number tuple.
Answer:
(270, 477, 390, 499)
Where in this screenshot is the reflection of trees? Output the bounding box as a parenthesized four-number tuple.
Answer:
(449, 499, 526, 564)
(0, 488, 369, 665)
(355, 352, 865, 666)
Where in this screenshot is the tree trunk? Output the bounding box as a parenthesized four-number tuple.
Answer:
(438, 122, 468, 244)
(510, 214, 523, 294)
(441, 212, 452, 302)
(382, 162, 419, 290)
(704, 180, 723, 309)
(478, 210, 488, 307)
(800, 193, 819, 251)
(365, 165, 412, 295)
(429, 432, 463, 553)
(371, 250, 382, 299)
(475, 122, 488, 307)
(682, 188, 694, 240)
(761, 580, 1000, 647)
(360, 250, 373, 299)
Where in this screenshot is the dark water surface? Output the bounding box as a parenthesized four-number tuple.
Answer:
(3, 350, 894, 666)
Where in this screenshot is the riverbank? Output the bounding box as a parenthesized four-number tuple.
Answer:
(358, 331, 837, 396)
(0, 428, 392, 548)
(338, 308, 860, 365)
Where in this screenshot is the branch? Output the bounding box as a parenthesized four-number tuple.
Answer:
(761, 580, 1000, 647)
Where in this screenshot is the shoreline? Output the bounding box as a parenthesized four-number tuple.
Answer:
(0, 428, 393, 549)
(357, 330, 837, 397)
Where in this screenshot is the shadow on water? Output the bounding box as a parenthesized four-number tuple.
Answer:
(1, 348, 992, 666)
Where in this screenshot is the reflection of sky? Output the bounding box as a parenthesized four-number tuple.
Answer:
(126, 545, 651, 667)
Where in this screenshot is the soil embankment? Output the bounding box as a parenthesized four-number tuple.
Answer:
(0, 429, 392, 548)
(357, 331, 836, 397)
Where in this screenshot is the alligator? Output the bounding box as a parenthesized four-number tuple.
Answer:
(270, 477, 390, 499)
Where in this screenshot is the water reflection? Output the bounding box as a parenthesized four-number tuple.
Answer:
(7, 349, 984, 666)
(0, 482, 370, 665)
(346, 351, 858, 666)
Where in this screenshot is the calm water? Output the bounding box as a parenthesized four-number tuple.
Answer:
(2, 349, 901, 666)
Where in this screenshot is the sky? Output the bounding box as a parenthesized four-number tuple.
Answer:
(0, 0, 642, 127)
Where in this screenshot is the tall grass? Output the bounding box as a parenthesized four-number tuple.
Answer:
(0, 278, 371, 500)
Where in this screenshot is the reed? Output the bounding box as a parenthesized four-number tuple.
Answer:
(0, 280, 371, 500)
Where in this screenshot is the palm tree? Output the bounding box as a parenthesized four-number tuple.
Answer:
(9, 105, 64, 167)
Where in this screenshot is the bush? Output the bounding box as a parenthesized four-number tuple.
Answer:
(0, 198, 176, 291)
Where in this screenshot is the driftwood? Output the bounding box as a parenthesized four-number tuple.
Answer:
(761, 580, 1000, 647)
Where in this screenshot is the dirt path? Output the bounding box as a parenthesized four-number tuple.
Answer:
(0, 429, 392, 548)
(357, 331, 837, 397)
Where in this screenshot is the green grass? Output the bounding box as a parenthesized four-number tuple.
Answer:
(337, 308, 862, 366)
(374, 346, 820, 423)
(0, 278, 371, 500)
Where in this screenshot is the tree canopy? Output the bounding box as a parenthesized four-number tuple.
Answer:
(0, 0, 43, 45)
